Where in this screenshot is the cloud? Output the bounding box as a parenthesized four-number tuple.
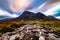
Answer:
(44, 4, 60, 16)
(37, 1, 48, 10)
(0, 0, 36, 19)
(55, 16, 60, 19)
(0, 0, 32, 13)
(27, 0, 47, 10)
(0, 9, 18, 18)
(9, 0, 32, 12)
(53, 8, 60, 17)
(28, 1, 48, 13)
(0, 0, 60, 13)
(0, 0, 60, 19)
(28, 0, 60, 14)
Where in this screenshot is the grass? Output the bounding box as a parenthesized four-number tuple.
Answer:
(0, 19, 60, 36)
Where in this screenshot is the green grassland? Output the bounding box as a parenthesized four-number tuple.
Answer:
(0, 19, 60, 36)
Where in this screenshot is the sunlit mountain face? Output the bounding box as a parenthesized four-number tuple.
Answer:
(0, 0, 60, 19)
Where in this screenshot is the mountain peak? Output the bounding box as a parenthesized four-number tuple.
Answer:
(17, 11, 50, 20)
(18, 11, 36, 19)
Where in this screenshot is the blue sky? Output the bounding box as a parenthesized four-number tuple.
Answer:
(0, 0, 60, 19)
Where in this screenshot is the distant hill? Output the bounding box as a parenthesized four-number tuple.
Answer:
(35, 12, 49, 19)
(0, 16, 9, 20)
(48, 15, 56, 19)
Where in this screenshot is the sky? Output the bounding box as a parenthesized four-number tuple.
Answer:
(0, 0, 60, 19)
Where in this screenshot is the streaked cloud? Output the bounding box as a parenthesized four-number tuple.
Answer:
(55, 16, 60, 19)
(37, 1, 48, 10)
(44, 4, 60, 16)
(0, 0, 60, 19)
(37, 0, 60, 12)
(9, 0, 32, 12)
(0, 9, 18, 18)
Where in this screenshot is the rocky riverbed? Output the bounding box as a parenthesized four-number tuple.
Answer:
(0, 25, 60, 40)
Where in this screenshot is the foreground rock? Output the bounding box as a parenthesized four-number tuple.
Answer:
(0, 25, 60, 40)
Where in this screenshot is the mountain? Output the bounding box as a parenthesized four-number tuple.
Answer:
(17, 11, 36, 19)
(35, 12, 48, 19)
(0, 16, 9, 20)
(17, 11, 50, 20)
(48, 15, 57, 19)
(0, 11, 57, 20)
